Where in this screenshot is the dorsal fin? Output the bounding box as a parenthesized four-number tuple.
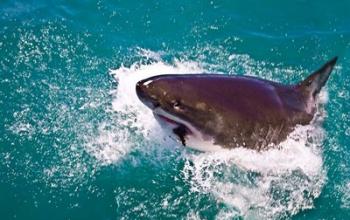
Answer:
(297, 57, 338, 99)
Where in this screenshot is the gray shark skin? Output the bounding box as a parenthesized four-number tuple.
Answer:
(136, 57, 337, 151)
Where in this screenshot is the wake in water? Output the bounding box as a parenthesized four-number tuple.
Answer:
(95, 50, 328, 219)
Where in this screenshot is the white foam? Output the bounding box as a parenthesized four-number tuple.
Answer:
(84, 122, 131, 165)
(182, 122, 326, 218)
(103, 53, 326, 218)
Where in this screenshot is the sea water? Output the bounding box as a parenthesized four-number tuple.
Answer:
(0, 1, 350, 219)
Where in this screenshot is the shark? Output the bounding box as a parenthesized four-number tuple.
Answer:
(136, 57, 337, 151)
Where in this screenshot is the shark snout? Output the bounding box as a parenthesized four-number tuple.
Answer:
(135, 80, 146, 99)
(136, 79, 159, 109)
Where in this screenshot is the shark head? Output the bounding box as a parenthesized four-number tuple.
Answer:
(136, 74, 223, 150)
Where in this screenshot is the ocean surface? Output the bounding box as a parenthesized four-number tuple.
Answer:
(1, 1, 350, 219)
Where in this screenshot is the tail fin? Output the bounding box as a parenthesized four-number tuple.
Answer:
(297, 57, 338, 99)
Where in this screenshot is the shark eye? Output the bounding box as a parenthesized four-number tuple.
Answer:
(172, 100, 182, 110)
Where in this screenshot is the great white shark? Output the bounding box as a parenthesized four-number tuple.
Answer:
(136, 57, 337, 151)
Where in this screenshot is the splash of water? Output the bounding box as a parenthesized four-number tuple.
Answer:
(106, 52, 326, 218)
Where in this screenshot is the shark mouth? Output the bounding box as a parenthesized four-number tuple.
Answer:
(152, 108, 223, 152)
(153, 108, 197, 146)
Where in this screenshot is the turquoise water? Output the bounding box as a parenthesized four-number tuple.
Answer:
(1, 1, 350, 219)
